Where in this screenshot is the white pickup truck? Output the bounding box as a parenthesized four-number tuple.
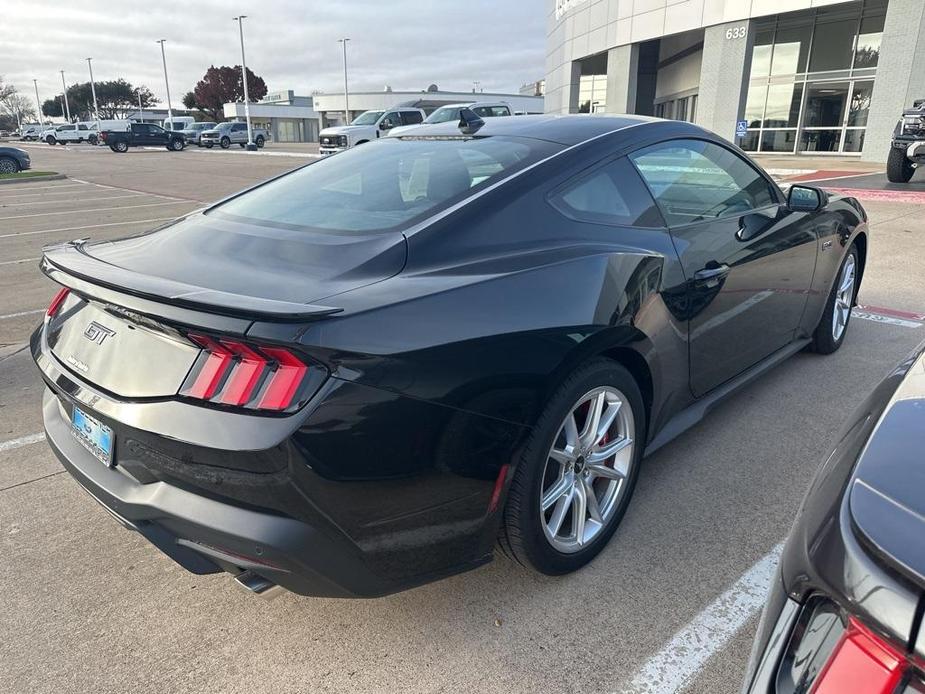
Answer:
(41, 122, 100, 145)
(318, 108, 425, 155)
(388, 102, 512, 137)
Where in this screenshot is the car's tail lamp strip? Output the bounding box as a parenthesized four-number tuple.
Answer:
(180, 334, 315, 412)
(810, 617, 906, 694)
(46, 287, 71, 318)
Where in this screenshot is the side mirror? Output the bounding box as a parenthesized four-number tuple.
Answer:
(379, 119, 393, 131)
(788, 185, 826, 212)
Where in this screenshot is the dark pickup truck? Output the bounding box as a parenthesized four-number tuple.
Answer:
(100, 123, 186, 153)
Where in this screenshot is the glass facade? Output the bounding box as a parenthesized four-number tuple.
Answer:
(577, 53, 608, 113)
(741, 0, 887, 155)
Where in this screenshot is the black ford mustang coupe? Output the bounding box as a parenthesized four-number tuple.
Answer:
(743, 341, 925, 694)
(32, 114, 869, 597)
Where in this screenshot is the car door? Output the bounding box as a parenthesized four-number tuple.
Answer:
(378, 112, 400, 137)
(630, 138, 818, 397)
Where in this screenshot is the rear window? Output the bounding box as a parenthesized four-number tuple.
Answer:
(210, 136, 558, 233)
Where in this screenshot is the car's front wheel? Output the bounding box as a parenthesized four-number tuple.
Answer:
(220, 136, 231, 149)
(45, 136, 56, 145)
(168, 138, 184, 151)
(0, 156, 20, 174)
(112, 141, 129, 153)
(255, 135, 265, 148)
(810, 245, 859, 354)
(501, 359, 645, 575)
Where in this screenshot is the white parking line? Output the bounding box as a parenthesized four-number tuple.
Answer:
(853, 310, 923, 329)
(0, 432, 46, 453)
(0, 193, 144, 207)
(0, 183, 87, 194)
(0, 200, 191, 221)
(0, 256, 38, 266)
(68, 178, 197, 203)
(618, 543, 783, 694)
(0, 216, 178, 239)
(0, 308, 43, 320)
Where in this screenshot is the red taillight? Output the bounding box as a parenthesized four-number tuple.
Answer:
(256, 346, 308, 411)
(216, 340, 266, 406)
(180, 334, 313, 412)
(811, 617, 906, 694)
(182, 335, 234, 400)
(46, 287, 70, 318)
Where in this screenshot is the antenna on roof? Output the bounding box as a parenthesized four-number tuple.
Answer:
(458, 107, 484, 135)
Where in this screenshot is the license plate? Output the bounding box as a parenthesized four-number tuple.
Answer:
(71, 407, 114, 466)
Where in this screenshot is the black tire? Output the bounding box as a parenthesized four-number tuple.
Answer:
(46, 136, 56, 145)
(0, 156, 20, 174)
(500, 359, 646, 575)
(88, 135, 98, 146)
(205, 143, 213, 149)
(220, 136, 231, 149)
(886, 147, 915, 183)
(112, 141, 129, 153)
(255, 136, 265, 148)
(168, 138, 184, 151)
(810, 245, 859, 354)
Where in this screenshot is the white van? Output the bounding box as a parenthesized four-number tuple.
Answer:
(162, 116, 195, 132)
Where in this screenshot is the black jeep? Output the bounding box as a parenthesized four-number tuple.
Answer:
(888, 98, 925, 183)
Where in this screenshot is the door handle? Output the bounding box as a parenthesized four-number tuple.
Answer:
(693, 264, 730, 284)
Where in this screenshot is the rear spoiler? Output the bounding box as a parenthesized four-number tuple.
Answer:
(41, 241, 343, 322)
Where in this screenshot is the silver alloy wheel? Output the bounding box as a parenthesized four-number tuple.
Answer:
(832, 253, 856, 342)
(540, 386, 635, 554)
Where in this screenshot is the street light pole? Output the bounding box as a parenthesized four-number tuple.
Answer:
(60, 70, 71, 122)
(156, 39, 173, 124)
(32, 79, 42, 125)
(86, 58, 101, 133)
(233, 15, 256, 151)
(338, 38, 350, 125)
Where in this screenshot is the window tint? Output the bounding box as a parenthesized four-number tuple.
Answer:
(232, 123, 246, 131)
(78, 124, 87, 131)
(550, 158, 664, 228)
(212, 136, 558, 233)
(630, 140, 776, 226)
(490, 106, 510, 117)
(400, 111, 423, 125)
(381, 113, 400, 129)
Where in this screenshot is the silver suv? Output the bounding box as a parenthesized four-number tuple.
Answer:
(200, 122, 269, 149)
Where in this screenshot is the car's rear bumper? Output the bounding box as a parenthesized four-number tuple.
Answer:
(41, 387, 428, 598)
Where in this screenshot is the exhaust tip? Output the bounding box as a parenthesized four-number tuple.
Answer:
(234, 570, 282, 600)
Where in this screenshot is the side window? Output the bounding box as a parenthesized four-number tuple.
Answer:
(630, 139, 777, 226)
(78, 124, 88, 131)
(549, 158, 664, 228)
(473, 106, 492, 117)
(381, 112, 400, 129)
(490, 106, 511, 117)
(400, 111, 423, 125)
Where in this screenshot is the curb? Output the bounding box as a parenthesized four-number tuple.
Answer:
(0, 173, 67, 186)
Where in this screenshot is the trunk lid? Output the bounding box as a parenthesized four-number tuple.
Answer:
(42, 211, 406, 397)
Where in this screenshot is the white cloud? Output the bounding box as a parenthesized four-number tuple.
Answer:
(1, 0, 544, 105)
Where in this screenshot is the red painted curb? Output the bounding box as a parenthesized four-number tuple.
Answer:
(829, 188, 925, 204)
(857, 305, 925, 321)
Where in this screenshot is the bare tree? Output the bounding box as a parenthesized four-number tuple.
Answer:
(0, 76, 37, 130)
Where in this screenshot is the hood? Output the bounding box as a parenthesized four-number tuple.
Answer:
(320, 125, 371, 136)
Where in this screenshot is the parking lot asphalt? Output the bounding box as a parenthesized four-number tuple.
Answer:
(2, 144, 924, 694)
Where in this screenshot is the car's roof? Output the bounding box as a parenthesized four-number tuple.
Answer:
(392, 113, 671, 146)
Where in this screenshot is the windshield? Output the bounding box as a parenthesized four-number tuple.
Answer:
(210, 136, 559, 233)
(424, 107, 464, 124)
(350, 111, 384, 126)
(188, 123, 212, 131)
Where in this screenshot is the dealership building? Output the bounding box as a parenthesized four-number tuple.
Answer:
(545, 0, 925, 160)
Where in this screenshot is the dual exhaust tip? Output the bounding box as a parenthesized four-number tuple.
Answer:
(233, 570, 282, 600)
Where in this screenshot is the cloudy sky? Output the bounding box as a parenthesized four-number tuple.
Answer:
(2, 0, 545, 107)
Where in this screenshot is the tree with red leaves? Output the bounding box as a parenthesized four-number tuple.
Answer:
(188, 65, 267, 121)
